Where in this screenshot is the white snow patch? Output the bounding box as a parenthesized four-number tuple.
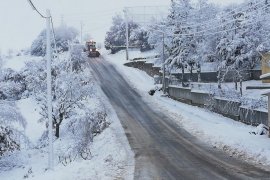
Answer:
(1, 123, 134, 180)
(16, 98, 43, 144)
(3, 55, 42, 71)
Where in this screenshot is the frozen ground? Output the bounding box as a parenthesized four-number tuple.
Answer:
(105, 50, 270, 167)
(0, 53, 134, 180)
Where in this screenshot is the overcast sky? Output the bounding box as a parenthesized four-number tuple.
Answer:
(0, 0, 244, 54)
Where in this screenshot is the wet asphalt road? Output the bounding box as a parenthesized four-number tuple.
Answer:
(87, 57, 270, 180)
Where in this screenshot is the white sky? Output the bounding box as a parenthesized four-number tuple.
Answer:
(0, 0, 244, 54)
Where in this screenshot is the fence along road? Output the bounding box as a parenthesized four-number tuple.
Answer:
(87, 56, 270, 180)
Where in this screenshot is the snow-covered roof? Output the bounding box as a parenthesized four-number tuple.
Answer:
(260, 73, 270, 80)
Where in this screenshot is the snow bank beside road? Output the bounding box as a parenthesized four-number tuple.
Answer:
(105, 50, 270, 167)
(1, 55, 134, 179)
(1, 92, 134, 180)
(1, 123, 134, 180)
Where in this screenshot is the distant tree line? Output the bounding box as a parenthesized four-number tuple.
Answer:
(104, 14, 153, 54)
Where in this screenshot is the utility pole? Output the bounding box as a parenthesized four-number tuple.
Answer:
(46, 9, 54, 170)
(162, 33, 166, 94)
(124, 8, 129, 60)
(27, 0, 54, 170)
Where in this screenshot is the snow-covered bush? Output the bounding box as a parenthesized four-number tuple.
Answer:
(70, 44, 86, 72)
(0, 101, 27, 157)
(0, 68, 26, 100)
(56, 110, 109, 165)
(30, 24, 78, 57)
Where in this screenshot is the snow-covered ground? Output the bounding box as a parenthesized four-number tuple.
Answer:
(16, 98, 43, 144)
(0, 53, 134, 180)
(3, 54, 42, 71)
(105, 50, 270, 167)
(1, 121, 134, 180)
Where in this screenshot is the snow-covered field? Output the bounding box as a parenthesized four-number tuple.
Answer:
(105, 50, 270, 168)
(3, 54, 42, 71)
(0, 53, 134, 180)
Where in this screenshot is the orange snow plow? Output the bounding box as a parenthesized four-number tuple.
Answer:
(84, 40, 100, 57)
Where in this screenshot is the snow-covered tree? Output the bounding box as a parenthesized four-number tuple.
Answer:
(23, 64, 90, 138)
(167, 0, 194, 83)
(31, 24, 78, 57)
(130, 26, 153, 52)
(148, 0, 270, 86)
(104, 14, 139, 54)
(0, 101, 27, 156)
(24, 45, 109, 142)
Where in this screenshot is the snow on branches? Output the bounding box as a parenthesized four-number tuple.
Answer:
(23, 45, 109, 163)
(0, 101, 27, 156)
(105, 14, 152, 53)
(149, 0, 270, 78)
(30, 24, 78, 57)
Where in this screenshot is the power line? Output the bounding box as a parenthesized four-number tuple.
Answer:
(141, 1, 269, 38)
(176, 6, 270, 37)
(154, 12, 270, 38)
(173, 5, 269, 37)
(27, 0, 58, 58)
(186, 0, 265, 28)
(27, 0, 47, 18)
(164, 0, 266, 29)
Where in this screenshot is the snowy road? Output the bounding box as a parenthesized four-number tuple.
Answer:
(87, 57, 270, 180)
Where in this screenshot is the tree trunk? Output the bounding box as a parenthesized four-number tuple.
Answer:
(190, 66, 193, 82)
(181, 65, 185, 87)
(55, 123, 60, 138)
(197, 66, 201, 82)
(240, 79, 243, 96)
(218, 69, 222, 89)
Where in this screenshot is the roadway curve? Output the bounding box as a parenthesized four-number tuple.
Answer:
(87, 57, 270, 180)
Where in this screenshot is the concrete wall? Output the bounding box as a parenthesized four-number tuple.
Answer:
(190, 90, 211, 106)
(213, 98, 241, 120)
(168, 86, 268, 127)
(124, 61, 161, 77)
(239, 107, 268, 126)
(168, 86, 192, 104)
(172, 72, 218, 82)
(124, 60, 262, 82)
